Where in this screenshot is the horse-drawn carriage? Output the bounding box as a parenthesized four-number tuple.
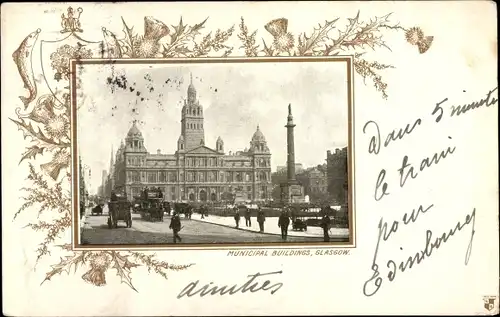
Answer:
(91, 203, 103, 216)
(174, 202, 193, 219)
(138, 191, 164, 222)
(292, 218, 308, 231)
(107, 195, 132, 229)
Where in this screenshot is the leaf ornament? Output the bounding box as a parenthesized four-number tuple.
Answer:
(111, 252, 141, 292)
(42, 252, 87, 285)
(20, 146, 45, 165)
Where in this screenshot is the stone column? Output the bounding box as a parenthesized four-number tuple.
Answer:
(285, 103, 296, 182)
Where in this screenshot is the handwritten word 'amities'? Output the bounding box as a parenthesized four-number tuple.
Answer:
(177, 271, 283, 299)
(363, 206, 476, 297)
(374, 141, 456, 201)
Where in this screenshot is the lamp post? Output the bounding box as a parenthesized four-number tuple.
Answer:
(78, 154, 92, 207)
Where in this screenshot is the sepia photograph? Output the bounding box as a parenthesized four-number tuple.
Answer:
(74, 58, 353, 247)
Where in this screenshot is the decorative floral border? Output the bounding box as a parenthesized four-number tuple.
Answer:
(10, 6, 432, 291)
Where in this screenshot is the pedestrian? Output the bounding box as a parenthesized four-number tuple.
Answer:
(234, 209, 241, 228)
(245, 207, 251, 227)
(110, 191, 118, 202)
(291, 208, 297, 223)
(257, 207, 266, 232)
(278, 210, 290, 241)
(321, 213, 331, 242)
(169, 212, 182, 243)
(80, 201, 85, 219)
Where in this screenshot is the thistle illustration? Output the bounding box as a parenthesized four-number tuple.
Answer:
(265, 18, 295, 54)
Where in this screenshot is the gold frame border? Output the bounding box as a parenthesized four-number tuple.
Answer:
(71, 56, 356, 251)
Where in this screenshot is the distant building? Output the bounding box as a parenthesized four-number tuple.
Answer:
(296, 167, 328, 203)
(78, 156, 88, 206)
(102, 75, 272, 202)
(326, 147, 348, 205)
(305, 168, 328, 195)
(276, 163, 303, 174)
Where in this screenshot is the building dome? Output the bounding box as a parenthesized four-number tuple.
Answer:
(127, 121, 142, 138)
(251, 125, 266, 142)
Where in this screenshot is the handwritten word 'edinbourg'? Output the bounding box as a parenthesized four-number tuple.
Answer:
(363, 205, 476, 297)
(177, 271, 283, 298)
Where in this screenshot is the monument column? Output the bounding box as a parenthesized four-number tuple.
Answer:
(281, 103, 305, 204)
(286, 103, 296, 182)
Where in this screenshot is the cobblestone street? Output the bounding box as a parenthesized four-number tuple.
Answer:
(80, 209, 338, 245)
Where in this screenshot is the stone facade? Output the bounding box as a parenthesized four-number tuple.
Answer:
(103, 75, 272, 202)
(299, 168, 328, 196)
(326, 147, 348, 205)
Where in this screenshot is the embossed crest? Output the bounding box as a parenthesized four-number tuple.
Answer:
(484, 296, 498, 312)
(39, 33, 104, 107)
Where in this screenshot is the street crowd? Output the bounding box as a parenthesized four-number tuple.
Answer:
(91, 186, 335, 244)
(231, 205, 333, 242)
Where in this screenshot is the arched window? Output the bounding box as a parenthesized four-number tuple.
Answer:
(180, 144, 184, 150)
(260, 171, 267, 181)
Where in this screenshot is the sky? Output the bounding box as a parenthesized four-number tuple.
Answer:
(77, 61, 349, 194)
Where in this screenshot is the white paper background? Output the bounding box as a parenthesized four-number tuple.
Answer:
(2, 1, 498, 316)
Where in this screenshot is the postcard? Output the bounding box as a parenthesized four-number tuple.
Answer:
(1, 1, 498, 316)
